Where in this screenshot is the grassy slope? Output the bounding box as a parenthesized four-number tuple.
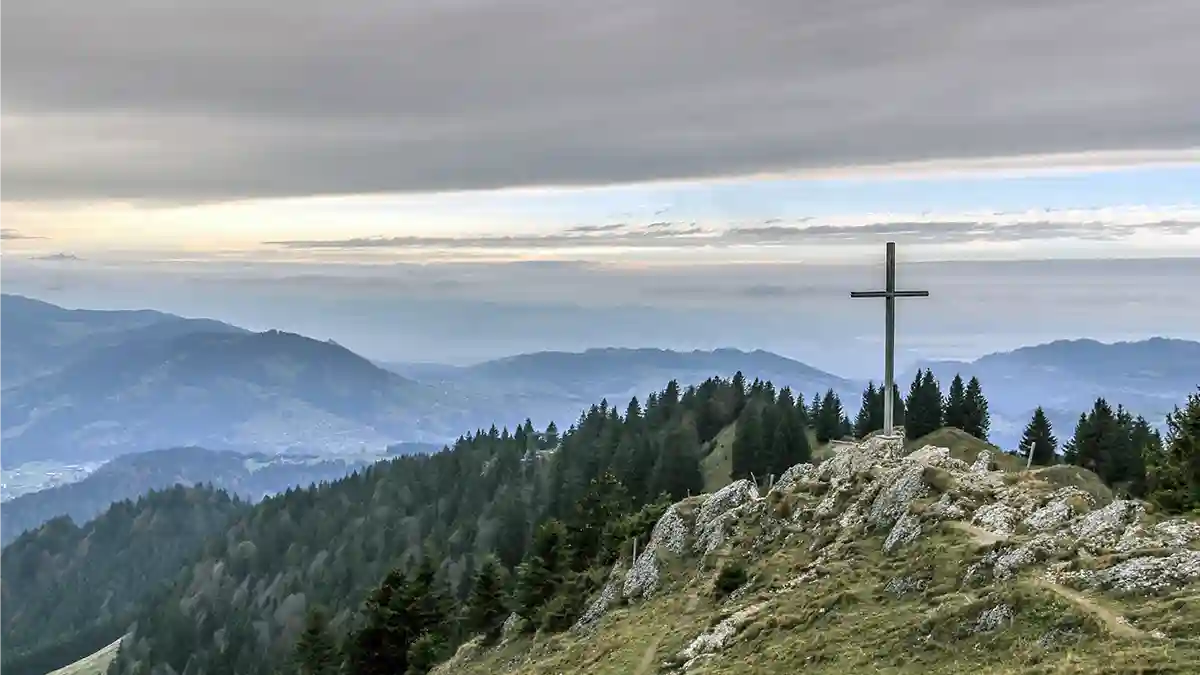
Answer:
(701, 424, 824, 494)
(443, 430, 1198, 675)
(443, 516, 1198, 675)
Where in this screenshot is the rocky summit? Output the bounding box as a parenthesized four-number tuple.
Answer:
(439, 434, 1200, 675)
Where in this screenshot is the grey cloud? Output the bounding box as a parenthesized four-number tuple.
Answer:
(4, 0, 1199, 202)
(265, 222, 707, 249)
(29, 252, 83, 261)
(265, 219, 1194, 250)
(1, 229, 44, 240)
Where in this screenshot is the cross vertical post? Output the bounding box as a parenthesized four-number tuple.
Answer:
(851, 242, 930, 436)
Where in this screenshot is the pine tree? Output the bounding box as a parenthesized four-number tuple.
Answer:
(1144, 390, 1200, 514)
(515, 520, 571, 625)
(651, 422, 704, 501)
(816, 389, 844, 444)
(347, 569, 413, 675)
(732, 406, 763, 481)
(943, 374, 968, 430)
(1018, 407, 1058, 466)
(404, 632, 447, 675)
(463, 556, 508, 641)
(1066, 398, 1133, 489)
(855, 382, 879, 438)
(295, 607, 339, 675)
(808, 393, 822, 422)
(905, 370, 943, 440)
(963, 376, 991, 441)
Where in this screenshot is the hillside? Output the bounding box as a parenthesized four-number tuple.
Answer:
(0, 446, 370, 544)
(913, 337, 1200, 448)
(386, 347, 859, 429)
(0, 485, 248, 675)
(438, 435, 1200, 674)
(0, 293, 245, 387)
(0, 329, 482, 466)
(34, 377, 756, 675)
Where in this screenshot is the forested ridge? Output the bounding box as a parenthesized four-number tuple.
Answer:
(2, 370, 1195, 675)
(102, 374, 817, 675)
(0, 486, 247, 675)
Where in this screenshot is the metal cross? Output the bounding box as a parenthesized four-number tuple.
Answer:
(850, 241, 929, 436)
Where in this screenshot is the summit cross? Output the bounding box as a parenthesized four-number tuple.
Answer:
(850, 241, 930, 436)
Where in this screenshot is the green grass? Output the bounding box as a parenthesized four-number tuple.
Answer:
(702, 423, 738, 493)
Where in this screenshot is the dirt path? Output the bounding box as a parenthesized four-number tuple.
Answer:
(633, 593, 703, 675)
(946, 520, 1008, 546)
(1031, 578, 1146, 639)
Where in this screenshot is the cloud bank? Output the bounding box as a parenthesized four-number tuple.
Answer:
(4, 0, 1199, 202)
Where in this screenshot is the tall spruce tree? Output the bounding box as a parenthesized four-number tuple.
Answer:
(514, 520, 571, 626)
(295, 608, 339, 675)
(1018, 407, 1058, 466)
(1144, 390, 1200, 514)
(1065, 398, 1140, 492)
(347, 568, 414, 675)
(905, 369, 944, 440)
(816, 389, 845, 444)
(942, 374, 968, 430)
(963, 376, 991, 441)
(464, 556, 509, 642)
(732, 406, 764, 481)
(650, 422, 703, 501)
(855, 382, 880, 438)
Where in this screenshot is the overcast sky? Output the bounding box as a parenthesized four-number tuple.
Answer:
(2, 0, 1199, 373)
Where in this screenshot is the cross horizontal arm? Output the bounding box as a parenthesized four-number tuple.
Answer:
(850, 290, 930, 298)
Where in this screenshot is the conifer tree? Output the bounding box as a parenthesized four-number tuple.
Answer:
(347, 569, 413, 675)
(816, 389, 844, 444)
(514, 520, 571, 625)
(963, 376, 991, 441)
(905, 370, 943, 440)
(1018, 407, 1058, 466)
(732, 406, 764, 481)
(942, 374, 968, 430)
(1065, 398, 1138, 490)
(463, 554, 506, 643)
(808, 393, 822, 422)
(855, 382, 879, 438)
(1144, 390, 1200, 514)
(651, 422, 703, 500)
(295, 608, 339, 675)
(404, 632, 447, 675)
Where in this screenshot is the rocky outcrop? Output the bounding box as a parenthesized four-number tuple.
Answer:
(623, 503, 689, 599)
(567, 433, 1199, 670)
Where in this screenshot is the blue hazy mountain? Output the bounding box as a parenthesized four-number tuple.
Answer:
(0, 327, 482, 467)
(911, 337, 1200, 449)
(1, 293, 246, 387)
(0, 446, 378, 545)
(383, 346, 860, 426)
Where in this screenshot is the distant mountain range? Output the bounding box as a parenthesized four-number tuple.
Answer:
(383, 346, 858, 428)
(911, 337, 1200, 447)
(0, 447, 374, 545)
(3, 293, 1196, 471)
